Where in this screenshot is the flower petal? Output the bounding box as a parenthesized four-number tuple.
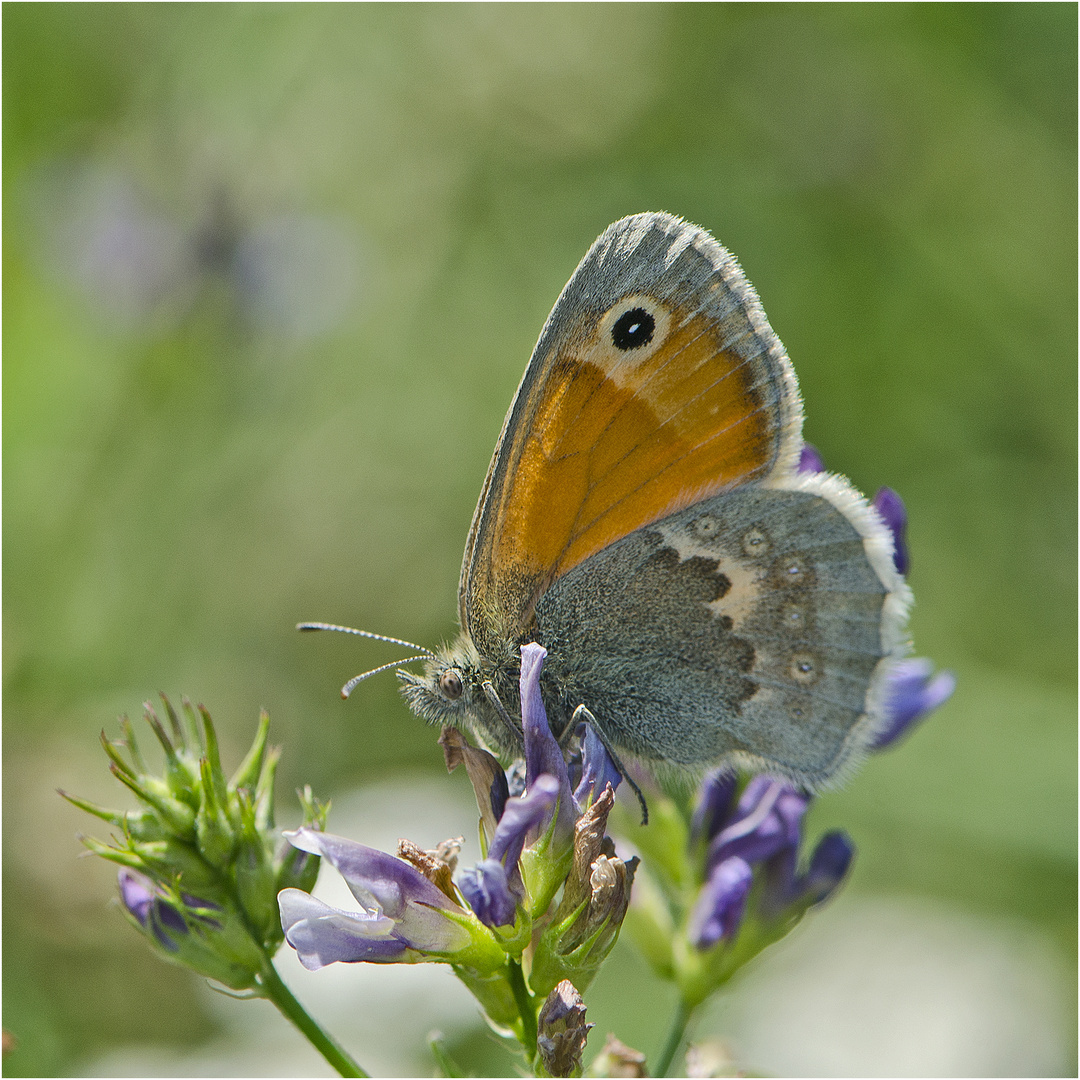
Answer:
(687, 856, 753, 949)
(798, 443, 826, 474)
(118, 868, 154, 926)
(573, 724, 622, 811)
(690, 770, 738, 846)
(801, 830, 855, 904)
(284, 828, 460, 916)
(486, 773, 561, 870)
(278, 888, 405, 969)
(709, 778, 808, 869)
(458, 858, 518, 928)
(873, 659, 955, 749)
(872, 486, 909, 575)
(520, 643, 575, 843)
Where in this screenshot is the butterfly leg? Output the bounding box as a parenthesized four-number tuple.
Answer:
(482, 680, 522, 744)
(571, 704, 649, 826)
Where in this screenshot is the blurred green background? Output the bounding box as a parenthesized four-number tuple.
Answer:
(3, 4, 1076, 1076)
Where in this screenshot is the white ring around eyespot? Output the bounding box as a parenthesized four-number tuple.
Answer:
(588, 294, 673, 374)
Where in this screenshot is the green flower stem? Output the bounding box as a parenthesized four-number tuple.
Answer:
(507, 958, 538, 1065)
(258, 960, 369, 1078)
(654, 999, 692, 1078)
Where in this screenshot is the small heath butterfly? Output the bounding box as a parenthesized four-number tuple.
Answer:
(308, 213, 910, 796)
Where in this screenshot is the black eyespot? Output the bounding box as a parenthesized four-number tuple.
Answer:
(439, 669, 463, 700)
(611, 307, 655, 350)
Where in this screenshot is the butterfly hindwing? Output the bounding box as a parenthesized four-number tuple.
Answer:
(533, 474, 905, 783)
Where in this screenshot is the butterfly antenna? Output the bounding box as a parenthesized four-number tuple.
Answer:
(297, 622, 434, 657)
(341, 657, 430, 699)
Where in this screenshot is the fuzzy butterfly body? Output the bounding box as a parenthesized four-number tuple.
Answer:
(399, 212, 910, 789)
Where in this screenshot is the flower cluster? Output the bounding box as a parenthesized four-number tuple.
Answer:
(277, 642, 632, 1076)
(613, 463, 954, 1074)
(622, 653, 953, 1020)
(65, 697, 326, 990)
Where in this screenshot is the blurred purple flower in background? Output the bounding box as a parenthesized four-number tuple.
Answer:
(25, 158, 362, 342)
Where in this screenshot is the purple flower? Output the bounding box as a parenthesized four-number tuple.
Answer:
(278, 828, 479, 969)
(459, 774, 561, 927)
(800, 830, 856, 902)
(873, 658, 956, 749)
(686, 857, 753, 949)
(872, 486, 909, 575)
(686, 772, 833, 949)
(798, 443, 826, 474)
(706, 777, 809, 871)
(573, 723, 622, 811)
(690, 771, 738, 847)
(119, 869, 189, 952)
(521, 642, 576, 844)
(118, 869, 222, 951)
(759, 829, 855, 918)
(457, 859, 517, 929)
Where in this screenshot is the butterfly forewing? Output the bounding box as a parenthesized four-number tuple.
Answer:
(460, 212, 803, 654)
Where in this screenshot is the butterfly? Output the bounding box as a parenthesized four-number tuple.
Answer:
(306, 212, 910, 797)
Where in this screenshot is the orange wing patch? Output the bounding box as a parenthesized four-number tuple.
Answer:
(486, 310, 778, 629)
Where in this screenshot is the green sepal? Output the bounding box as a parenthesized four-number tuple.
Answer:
(530, 899, 621, 997)
(118, 715, 149, 774)
(108, 763, 197, 839)
(452, 962, 520, 1028)
(198, 705, 230, 809)
(144, 703, 197, 802)
(519, 801, 574, 920)
(437, 907, 514, 974)
(229, 709, 271, 792)
(253, 745, 281, 832)
(195, 757, 238, 867)
(132, 838, 220, 889)
(58, 790, 124, 828)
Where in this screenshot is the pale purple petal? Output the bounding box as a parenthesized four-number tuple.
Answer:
(118, 868, 191, 951)
(872, 659, 955, 749)
(458, 859, 517, 928)
(573, 723, 622, 810)
(118, 869, 154, 926)
(486, 774, 561, 870)
(278, 888, 405, 969)
(285, 828, 458, 915)
(687, 857, 753, 949)
(872, 486, 909, 575)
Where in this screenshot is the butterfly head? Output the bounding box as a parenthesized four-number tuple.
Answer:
(397, 634, 524, 756)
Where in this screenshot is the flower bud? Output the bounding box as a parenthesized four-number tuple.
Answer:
(536, 980, 592, 1078)
(69, 698, 327, 988)
(117, 868, 263, 990)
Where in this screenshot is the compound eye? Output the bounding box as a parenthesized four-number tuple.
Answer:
(439, 669, 463, 701)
